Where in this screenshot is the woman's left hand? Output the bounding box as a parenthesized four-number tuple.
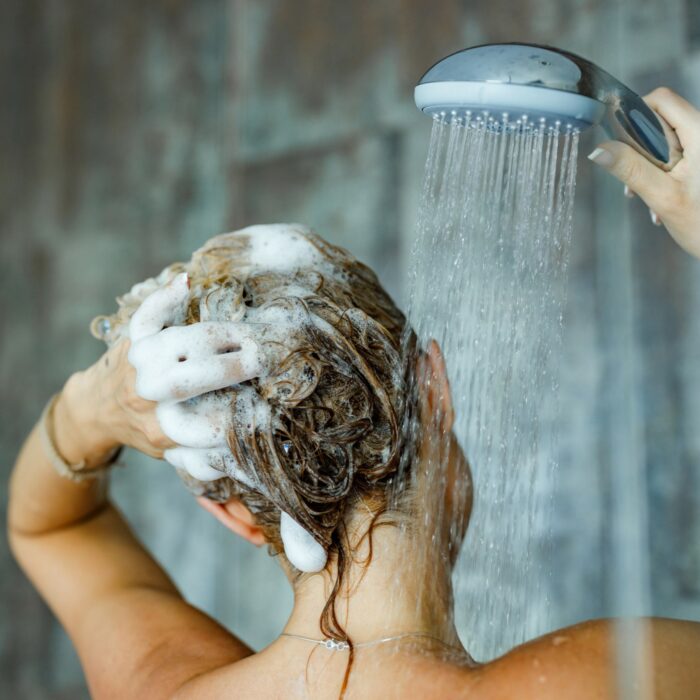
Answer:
(588, 86, 700, 259)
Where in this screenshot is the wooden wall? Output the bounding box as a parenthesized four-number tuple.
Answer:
(2, 0, 699, 696)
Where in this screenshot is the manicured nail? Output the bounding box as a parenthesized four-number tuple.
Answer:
(624, 185, 635, 198)
(587, 147, 615, 167)
(650, 209, 662, 226)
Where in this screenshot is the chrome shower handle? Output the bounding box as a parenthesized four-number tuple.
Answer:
(603, 87, 683, 171)
(648, 110, 683, 170)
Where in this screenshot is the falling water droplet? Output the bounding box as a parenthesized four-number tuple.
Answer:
(398, 113, 580, 661)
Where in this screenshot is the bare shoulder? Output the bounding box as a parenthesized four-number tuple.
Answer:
(460, 617, 700, 700)
(170, 619, 700, 700)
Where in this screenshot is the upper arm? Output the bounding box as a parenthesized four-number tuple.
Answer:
(9, 502, 253, 699)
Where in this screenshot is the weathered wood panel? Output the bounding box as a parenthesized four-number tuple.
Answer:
(2, 0, 700, 695)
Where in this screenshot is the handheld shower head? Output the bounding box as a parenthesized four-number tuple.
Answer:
(415, 43, 682, 171)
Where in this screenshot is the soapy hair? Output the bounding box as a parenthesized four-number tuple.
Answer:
(91, 226, 419, 695)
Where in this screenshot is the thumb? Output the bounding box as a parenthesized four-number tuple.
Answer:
(588, 140, 677, 215)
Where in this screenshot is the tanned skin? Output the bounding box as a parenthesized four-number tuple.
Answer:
(8, 86, 700, 699)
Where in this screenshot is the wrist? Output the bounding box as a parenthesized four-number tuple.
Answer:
(54, 372, 120, 469)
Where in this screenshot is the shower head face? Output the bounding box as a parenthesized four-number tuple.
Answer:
(415, 43, 682, 169)
(415, 43, 606, 129)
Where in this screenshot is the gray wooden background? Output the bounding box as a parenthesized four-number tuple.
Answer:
(2, 0, 700, 697)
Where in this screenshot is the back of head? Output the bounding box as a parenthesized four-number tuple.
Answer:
(92, 223, 418, 594)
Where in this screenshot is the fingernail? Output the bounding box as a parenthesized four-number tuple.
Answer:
(650, 209, 662, 226)
(624, 185, 635, 198)
(587, 147, 615, 167)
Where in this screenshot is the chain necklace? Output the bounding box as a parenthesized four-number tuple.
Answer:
(280, 631, 465, 654)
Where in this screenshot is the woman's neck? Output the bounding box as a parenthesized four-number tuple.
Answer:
(281, 516, 461, 647)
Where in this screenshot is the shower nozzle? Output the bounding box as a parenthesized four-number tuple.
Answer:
(415, 43, 682, 171)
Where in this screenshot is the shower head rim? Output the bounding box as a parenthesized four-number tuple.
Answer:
(414, 81, 606, 130)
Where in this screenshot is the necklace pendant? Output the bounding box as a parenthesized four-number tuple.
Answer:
(324, 638, 349, 651)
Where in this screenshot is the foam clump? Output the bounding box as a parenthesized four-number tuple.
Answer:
(280, 512, 328, 573)
(193, 223, 327, 276)
(230, 385, 272, 435)
(246, 224, 324, 272)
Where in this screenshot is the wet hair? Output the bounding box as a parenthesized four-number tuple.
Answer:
(92, 225, 420, 695)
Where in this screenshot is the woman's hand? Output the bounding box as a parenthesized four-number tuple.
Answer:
(56, 338, 178, 465)
(56, 269, 276, 469)
(587, 86, 700, 259)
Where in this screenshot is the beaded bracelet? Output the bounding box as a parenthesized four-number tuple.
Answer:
(39, 392, 124, 483)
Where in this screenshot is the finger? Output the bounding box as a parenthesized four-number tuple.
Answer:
(163, 446, 225, 480)
(587, 141, 681, 216)
(163, 447, 256, 488)
(129, 272, 190, 342)
(128, 322, 260, 365)
(156, 393, 233, 448)
(643, 87, 700, 144)
(280, 512, 327, 573)
(624, 184, 635, 199)
(164, 446, 254, 486)
(129, 327, 262, 402)
(167, 322, 261, 362)
(650, 209, 663, 226)
(153, 352, 261, 402)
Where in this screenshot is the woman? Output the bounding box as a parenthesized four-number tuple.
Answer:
(7, 87, 700, 699)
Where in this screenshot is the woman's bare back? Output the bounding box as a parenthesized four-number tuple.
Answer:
(172, 618, 700, 700)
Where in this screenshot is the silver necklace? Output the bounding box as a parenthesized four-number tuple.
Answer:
(280, 631, 462, 653)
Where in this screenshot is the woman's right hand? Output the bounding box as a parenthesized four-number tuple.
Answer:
(56, 338, 178, 464)
(57, 272, 266, 466)
(587, 86, 700, 259)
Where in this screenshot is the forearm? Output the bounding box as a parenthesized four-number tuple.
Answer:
(7, 368, 184, 643)
(7, 371, 120, 536)
(3, 320, 254, 695)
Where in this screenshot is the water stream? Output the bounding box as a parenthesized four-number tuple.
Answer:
(399, 114, 580, 661)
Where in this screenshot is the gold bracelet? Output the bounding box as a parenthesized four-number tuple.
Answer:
(40, 392, 124, 483)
